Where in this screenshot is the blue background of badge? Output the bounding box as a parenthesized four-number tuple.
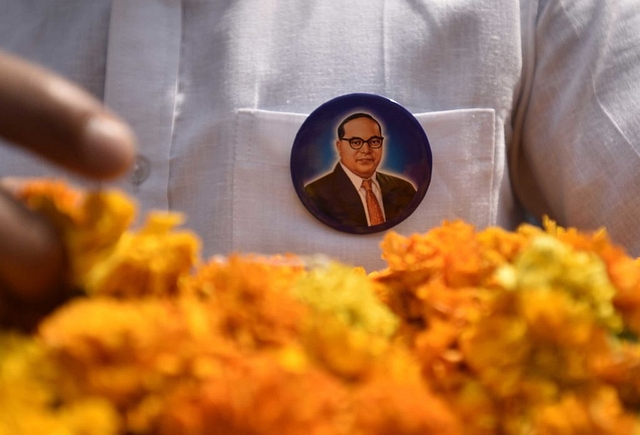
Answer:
(291, 93, 432, 193)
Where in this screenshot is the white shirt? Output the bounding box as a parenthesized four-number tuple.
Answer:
(1, 0, 640, 271)
(339, 163, 386, 226)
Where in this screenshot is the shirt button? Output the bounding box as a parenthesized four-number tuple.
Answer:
(131, 155, 150, 186)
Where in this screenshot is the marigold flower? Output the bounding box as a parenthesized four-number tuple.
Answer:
(16, 179, 200, 298)
(291, 263, 398, 379)
(0, 332, 121, 435)
(156, 353, 348, 435)
(352, 377, 462, 435)
(181, 254, 308, 349)
(82, 212, 200, 297)
(4, 182, 640, 435)
(375, 219, 640, 434)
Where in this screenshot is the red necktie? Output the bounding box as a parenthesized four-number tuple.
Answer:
(362, 179, 385, 226)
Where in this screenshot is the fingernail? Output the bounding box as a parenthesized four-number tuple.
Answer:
(82, 115, 136, 178)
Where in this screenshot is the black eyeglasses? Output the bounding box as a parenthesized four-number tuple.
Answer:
(340, 136, 384, 150)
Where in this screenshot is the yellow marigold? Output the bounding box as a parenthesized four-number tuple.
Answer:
(541, 216, 640, 334)
(460, 314, 531, 398)
(292, 262, 397, 338)
(291, 262, 399, 379)
(0, 332, 121, 435)
(497, 234, 622, 333)
(16, 179, 200, 298)
(82, 212, 200, 297)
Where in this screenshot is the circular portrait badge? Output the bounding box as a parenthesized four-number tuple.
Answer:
(291, 93, 432, 234)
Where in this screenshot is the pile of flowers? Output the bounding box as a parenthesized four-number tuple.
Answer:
(1, 180, 640, 434)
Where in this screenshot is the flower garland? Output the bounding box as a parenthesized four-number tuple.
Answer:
(1, 180, 640, 434)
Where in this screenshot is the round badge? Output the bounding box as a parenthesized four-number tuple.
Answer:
(290, 93, 432, 234)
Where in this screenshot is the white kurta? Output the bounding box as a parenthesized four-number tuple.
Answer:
(1, 0, 640, 271)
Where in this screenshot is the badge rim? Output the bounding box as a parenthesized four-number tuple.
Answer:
(290, 93, 433, 235)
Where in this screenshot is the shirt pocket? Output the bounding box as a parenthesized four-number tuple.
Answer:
(232, 107, 497, 271)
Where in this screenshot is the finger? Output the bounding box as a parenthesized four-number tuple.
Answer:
(0, 187, 65, 304)
(0, 177, 21, 194)
(0, 50, 136, 179)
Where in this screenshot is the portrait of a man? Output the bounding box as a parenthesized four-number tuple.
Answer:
(303, 112, 417, 228)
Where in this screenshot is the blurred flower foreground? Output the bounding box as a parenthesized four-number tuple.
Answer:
(2, 180, 640, 435)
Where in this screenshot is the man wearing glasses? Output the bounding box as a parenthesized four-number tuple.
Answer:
(304, 113, 416, 229)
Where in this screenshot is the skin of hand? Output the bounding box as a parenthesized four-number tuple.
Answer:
(0, 49, 136, 330)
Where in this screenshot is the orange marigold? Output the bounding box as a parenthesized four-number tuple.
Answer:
(180, 254, 308, 350)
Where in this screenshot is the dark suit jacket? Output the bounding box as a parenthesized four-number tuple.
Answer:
(304, 164, 416, 228)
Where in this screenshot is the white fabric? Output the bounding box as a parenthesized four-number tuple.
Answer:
(1, 0, 640, 271)
(104, 0, 182, 210)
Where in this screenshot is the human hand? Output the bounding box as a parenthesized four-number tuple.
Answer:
(0, 50, 136, 329)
